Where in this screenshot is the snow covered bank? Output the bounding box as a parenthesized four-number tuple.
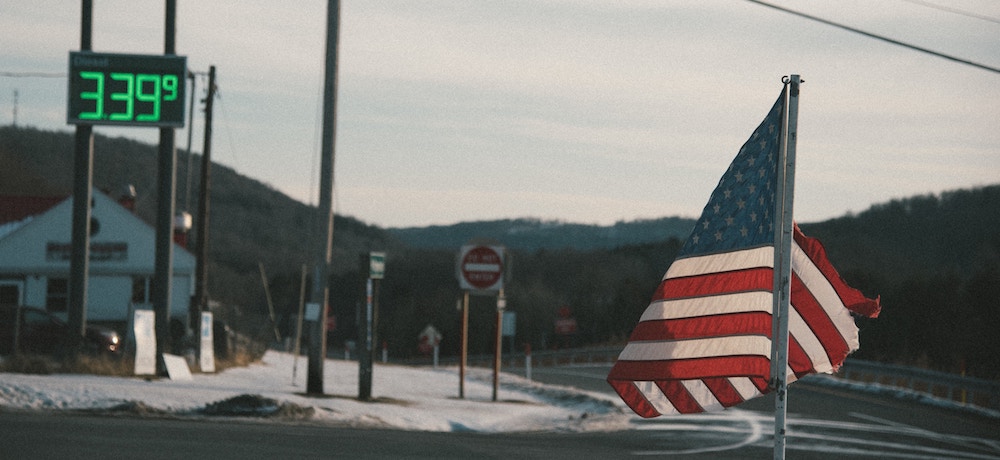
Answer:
(0, 351, 631, 433)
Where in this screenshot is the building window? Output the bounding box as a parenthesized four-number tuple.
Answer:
(46, 278, 69, 312)
(132, 276, 150, 304)
(0, 281, 22, 306)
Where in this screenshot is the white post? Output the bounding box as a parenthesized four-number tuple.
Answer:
(433, 344, 439, 369)
(771, 74, 801, 460)
(525, 344, 532, 381)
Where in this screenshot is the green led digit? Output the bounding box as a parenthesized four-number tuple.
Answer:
(78, 71, 104, 120)
(109, 72, 135, 121)
(135, 73, 161, 121)
(162, 74, 178, 101)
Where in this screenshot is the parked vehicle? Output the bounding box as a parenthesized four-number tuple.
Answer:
(0, 305, 121, 357)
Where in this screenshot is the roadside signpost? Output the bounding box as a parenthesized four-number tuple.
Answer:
(456, 244, 506, 400)
(418, 325, 443, 368)
(199, 312, 215, 373)
(67, 52, 187, 127)
(132, 309, 156, 375)
(67, 2, 187, 376)
(359, 251, 385, 400)
(458, 245, 504, 292)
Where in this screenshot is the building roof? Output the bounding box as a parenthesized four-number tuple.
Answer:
(0, 195, 67, 240)
(0, 189, 195, 272)
(0, 195, 66, 226)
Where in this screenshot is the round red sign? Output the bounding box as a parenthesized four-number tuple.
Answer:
(460, 246, 503, 290)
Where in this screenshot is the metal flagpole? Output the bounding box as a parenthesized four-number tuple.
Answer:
(771, 74, 801, 460)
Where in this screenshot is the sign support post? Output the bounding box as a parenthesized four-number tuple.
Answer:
(359, 252, 384, 401)
(68, 2, 189, 371)
(456, 244, 505, 400)
(359, 277, 373, 400)
(152, 0, 179, 376)
(459, 292, 469, 399)
(68, 0, 94, 351)
(492, 291, 505, 402)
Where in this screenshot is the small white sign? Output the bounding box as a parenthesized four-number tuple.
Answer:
(502, 311, 516, 337)
(419, 324, 442, 345)
(305, 302, 321, 321)
(199, 312, 215, 373)
(133, 309, 156, 376)
(163, 353, 193, 381)
(370, 251, 386, 279)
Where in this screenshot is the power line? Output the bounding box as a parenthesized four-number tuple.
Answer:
(213, 86, 243, 173)
(745, 0, 1000, 75)
(898, 0, 1000, 25)
(0, 71, 66, 78)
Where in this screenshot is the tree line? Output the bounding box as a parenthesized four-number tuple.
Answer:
(3, 126, 997, 380)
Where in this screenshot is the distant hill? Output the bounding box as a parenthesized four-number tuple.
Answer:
(5, 125, 999, 379)
(387, 216, 697, 251)
(801, 185, 1000, 284)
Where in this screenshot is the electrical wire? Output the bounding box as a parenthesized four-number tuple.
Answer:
(0, 71, 66, 78)
(745, 0, 1000, 75)
(213, 85, 243, 174)
(898, 0, 1000, 25)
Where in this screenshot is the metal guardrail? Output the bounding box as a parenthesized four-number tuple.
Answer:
(431, 347, 621, 368)
(839, 359, 1000, 411)
(412, 347, 1000, 411)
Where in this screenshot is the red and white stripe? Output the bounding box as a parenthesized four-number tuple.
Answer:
(607, 225, 879, 417)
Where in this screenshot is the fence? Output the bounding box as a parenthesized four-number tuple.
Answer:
(839, 359, 1000, 411)
(421, 347, 1000, 412)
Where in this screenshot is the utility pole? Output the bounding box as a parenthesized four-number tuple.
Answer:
(307, 0, 340, 395)
(191, 65, 215, 335)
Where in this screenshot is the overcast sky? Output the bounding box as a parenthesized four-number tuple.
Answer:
(2, 0, 998, 228)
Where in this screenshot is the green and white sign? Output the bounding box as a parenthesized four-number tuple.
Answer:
(369, 251, 386, 279)
(67, 51, 187, 127)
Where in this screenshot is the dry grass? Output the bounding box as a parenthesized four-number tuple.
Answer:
(0, 354, 56, 374)
(63, 354, 133, 376)
(210, 351, 259, 373)
(0, 353, 132, 376)
(1, 347, 264, 376)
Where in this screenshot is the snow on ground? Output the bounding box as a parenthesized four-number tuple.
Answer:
(0, 351, 632, 432)
(1, 351, 995, 436)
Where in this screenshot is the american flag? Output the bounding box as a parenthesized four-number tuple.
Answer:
(606, 89, 880, 417)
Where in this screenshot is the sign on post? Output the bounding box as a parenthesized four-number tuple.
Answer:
(502, 311, 516, 337)
(457, 245, 504, 292)
(369, 252, 385, 279)
(456, 244, 506, 401)
(67, 52, 187, 127)
(418, 324, 442, 354)
(199, 312, 215, 373)
(133, 309, 156, 375)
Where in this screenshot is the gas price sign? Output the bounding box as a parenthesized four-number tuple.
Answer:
(67, 52, 187, 127)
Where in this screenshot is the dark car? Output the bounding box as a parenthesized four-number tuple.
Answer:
(0, 305, 121, 357)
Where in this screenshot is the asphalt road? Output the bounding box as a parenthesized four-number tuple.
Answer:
(1, 364, 997, 459)
(527, 364, 1000, 459)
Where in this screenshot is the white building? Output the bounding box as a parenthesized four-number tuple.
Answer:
(0, 189, 194, 329)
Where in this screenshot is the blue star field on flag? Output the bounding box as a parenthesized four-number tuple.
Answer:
(681, 90, 784, 257)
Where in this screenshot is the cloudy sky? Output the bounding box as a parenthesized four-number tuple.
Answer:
(2, 1, 998, 228)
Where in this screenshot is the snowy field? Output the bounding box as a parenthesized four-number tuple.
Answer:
(3, 351, 999, 458)
(0, 351, 632, 432)
(1, 350, 995, 433)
